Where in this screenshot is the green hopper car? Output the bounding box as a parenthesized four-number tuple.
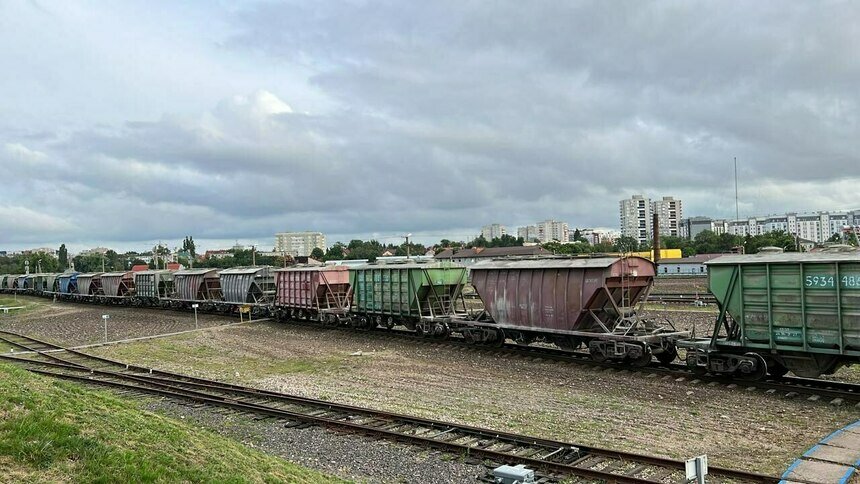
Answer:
(349, 262, 468, 335)
(682, 251, 860, 378)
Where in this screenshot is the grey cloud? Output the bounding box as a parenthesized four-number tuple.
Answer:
(2, 1, 858, 251)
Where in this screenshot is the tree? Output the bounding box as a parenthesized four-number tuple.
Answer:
(326, 243, 346, 260)
(345, 239, 384, 261)
(310, 247, 325, 260)
(613, 236, 640, 252)
(58, 244, 68, 270)
(660, 235, 696, 257)
(744, 230, 796, 254)
(182, 236, 197, 259)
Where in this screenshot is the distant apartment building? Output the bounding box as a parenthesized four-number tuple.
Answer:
(619, 195, 651, 245)
(480, 223, 507, 240)
(78, 247, 110, 256)
(651, 196, 682, 237)
(537, 219, 569, 243)
(680, 217, 728, 239)
(680, 210, 860, 243)
(517, 225, 539, 242)
(516, 220, 569, 243)
(620, 195, 684, 244)
(575, 228, 613, 245)
(275, 231, 326, 257)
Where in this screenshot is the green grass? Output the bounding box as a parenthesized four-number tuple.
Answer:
(0, 296, 40, 313)
(0, 362, 346, 483)
(92, 334, 353, 383)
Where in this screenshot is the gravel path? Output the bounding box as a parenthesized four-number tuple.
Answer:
(142, 398, 486, 484)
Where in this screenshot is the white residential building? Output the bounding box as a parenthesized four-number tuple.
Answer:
(517, 225, 539, 242)
(516, 220, 569, 243)
(480, 223, 507, 240)
(684, 210, 860, 243)
(619, 195, 651, 245)
(651, 196, 683, 237)
(275, 231, 326, 257)
(537, 219, 569, 243)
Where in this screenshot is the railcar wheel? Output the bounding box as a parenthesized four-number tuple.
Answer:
(736, 353, 767, 381)
(385, 317, 395, 329)
(463, 331, 475, 345)
(655, 346, 678, 366)
(629, 345, 652, 367)
(589, 345, 606, 363)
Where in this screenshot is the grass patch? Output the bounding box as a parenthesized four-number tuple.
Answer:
(0, 362, 346, 483)
(0, 296, 40, 314)
(91, 334, 350, 383)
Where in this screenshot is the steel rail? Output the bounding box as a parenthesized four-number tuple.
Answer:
(0, 332, 776, 483)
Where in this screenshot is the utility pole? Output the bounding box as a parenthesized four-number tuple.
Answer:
(404, 233, 412, 259)
(252, 245, 256, 266)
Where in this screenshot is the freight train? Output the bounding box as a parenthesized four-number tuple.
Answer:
(3, 249, 859, 380)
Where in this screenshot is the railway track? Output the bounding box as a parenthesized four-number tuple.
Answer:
(0, 329, 775, 483)
(399, 331, 860, 406)
(647, 293, 716, 304)
(3, 295, 858, 406)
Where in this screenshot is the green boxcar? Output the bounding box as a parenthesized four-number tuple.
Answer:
(349, 262, 467, 321)
(707, 251, 860, 376)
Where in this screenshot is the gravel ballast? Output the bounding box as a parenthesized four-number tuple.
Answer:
(142, 398, 486, 484)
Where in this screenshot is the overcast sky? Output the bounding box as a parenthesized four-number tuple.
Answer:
(1, 1, 857, 252)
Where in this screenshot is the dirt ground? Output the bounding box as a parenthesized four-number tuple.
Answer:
(0, 295, 237, 346)
(5, 296, 860, 476)
(83, 325, 858, 475)
(651, 276, 710, 295)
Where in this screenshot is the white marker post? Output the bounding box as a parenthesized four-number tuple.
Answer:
(685, 455, 708, 484)
(191, 303, 199, 330)
(102, 314, 110, 343)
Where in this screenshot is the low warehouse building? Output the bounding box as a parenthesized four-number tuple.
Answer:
(657, 254, 724, 275)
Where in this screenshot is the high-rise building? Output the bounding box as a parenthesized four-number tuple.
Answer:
(651, 196, 683, 237)
(619, 195, 651, 245)
(274, 231, 326, 257)
(537, 220, 569, 243)
(517, 225, 539, 242)
(480, 223, 507, 240)
(516, 221, 570, 243)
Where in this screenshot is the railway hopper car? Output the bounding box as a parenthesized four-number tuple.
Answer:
(682, 251, 860, 379)
(20, 273, 59, 294)
(76, 273, 104, 299)
(133, 270, 175, 306)
(469, 256, 686, 365)
(274, 265, 352, 323)
(6, 274, 21, 291)
(220, 267, 275, 305)
(57, 272, 80, 298)
(349, 262, 468, 334)
(100, 272, 136, 303)
(171, 269, 222, 309)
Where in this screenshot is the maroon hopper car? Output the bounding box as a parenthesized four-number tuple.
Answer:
(469, 256, 685, 365)
(275, 265, 352, 322)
